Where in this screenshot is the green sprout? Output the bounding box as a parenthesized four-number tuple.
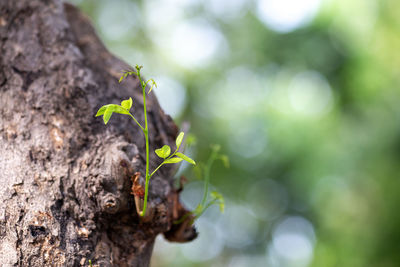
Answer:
(96, 65, 195, 217)
(175, 144, 227, 225)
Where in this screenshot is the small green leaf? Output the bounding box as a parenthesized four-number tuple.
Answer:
(97, 104, 130, 125)
(175, 152, 196, 165)
(219, 201, 225, 213)
(119, 72, 132, 83)
(107, 104, 130, 115)
(103, 107, 113, 124)
(175, 132, 184, 149)
(155, 145, 171, 159)
(210, 191, 223, 200)
(219, 155, 230, 168)
(164, 157, 183, 164)
(121, 97, 133, 110)
(211, 191, 225, 213)
(147, 79, 157, 94)
(95, 105, 110, 117)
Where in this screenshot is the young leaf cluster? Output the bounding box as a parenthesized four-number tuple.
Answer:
(155, 132, 195, 164)
(151, 132, 196, 178)
(119, 66, 158, 94)
(95, 97, 139, 126)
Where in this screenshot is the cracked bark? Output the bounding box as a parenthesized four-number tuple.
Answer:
(0, 0, 196, 266)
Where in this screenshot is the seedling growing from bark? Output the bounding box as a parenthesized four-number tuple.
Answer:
(95, 65, 195, 217)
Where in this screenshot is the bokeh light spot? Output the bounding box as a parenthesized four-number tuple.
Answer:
(169, 20, 226, 68)
(181, 219, 224, 261)
(288, 71, 333, 117)
(98, 0, 140, 40)
(246, 179, 288, 221)
(256, 0, 321, 33)
(217, 205, 260, 248)
(267, 216, 316, 267)
(153, 76, 187, 118)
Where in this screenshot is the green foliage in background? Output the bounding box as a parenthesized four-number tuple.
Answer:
(73, 0, 400, 266)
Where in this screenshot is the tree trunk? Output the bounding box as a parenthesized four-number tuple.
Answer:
(0, 1, 196, 266)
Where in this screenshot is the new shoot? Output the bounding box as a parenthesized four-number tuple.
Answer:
(95, 65, 195, 217)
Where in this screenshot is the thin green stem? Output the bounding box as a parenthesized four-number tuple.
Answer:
(128, 113, 144, 131)
(150, 162, 164, 178)
(194, 198, 218, 221)
(200, 149, 218, 207)
(150, 150, 177, 178)
(140, 70, 150, 217)
(174, 193, 220, 225)
(173, 211, 193, 225)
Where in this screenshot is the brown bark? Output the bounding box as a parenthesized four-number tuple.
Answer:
(0, 1, 196, 266)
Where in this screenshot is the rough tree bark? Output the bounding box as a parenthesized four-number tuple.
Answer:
(0, 0, 196, 266)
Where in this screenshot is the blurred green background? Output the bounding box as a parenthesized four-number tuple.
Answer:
(69, 0, 400, 266)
